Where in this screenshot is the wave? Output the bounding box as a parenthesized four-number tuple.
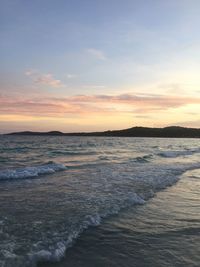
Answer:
(99, 154, 153, 163)
(28, 193, 145, 266)
(0, 162, 67, 181)
(132, 154, 153, 163)
(2, 164, 200, 267)
(157, 148, 200, 158)
(26, 166, 200, 266)
(28, 167, 200, 265)
(1, 193, 145, 267)
(48, 150, 97, 156)
(0, 146, 32, 152)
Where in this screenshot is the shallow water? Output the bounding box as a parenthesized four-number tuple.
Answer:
(42, 168, 200, 267)
(0, 136, 199, 267)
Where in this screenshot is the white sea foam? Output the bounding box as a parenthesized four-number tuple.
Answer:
(157, 148, 200, 158)
(26, 192, 147, 265)
(0, 163, 67, 181)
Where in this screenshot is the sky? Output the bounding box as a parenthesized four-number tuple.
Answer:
(0, 0, 200, 133)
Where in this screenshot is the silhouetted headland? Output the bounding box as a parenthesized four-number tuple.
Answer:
(7, 126, 200, 138)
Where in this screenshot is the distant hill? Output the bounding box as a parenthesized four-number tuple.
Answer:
(8, 131, 64, 136)
(7, 126, 200, 138)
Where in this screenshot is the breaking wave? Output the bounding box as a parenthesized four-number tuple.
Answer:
(26, 193, 145, 266)
(0, 162, 67, 181)
(157, 148, 200, 158)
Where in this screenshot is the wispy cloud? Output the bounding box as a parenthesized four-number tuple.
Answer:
(62, 93, 200, 112)
(25, 69, 37, 76)
(1, 93, 199, 118)
(66, 73, 77, 79)
(0, 95, 115, 117)
(82, 85, 106, 89)
(177, 119, 200, 128)
(25, 70, 64, 88)
(35, 74, 63, 88)
(86, 48, 107, 60)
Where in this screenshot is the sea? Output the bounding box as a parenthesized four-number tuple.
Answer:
(0, 135, 199, 267)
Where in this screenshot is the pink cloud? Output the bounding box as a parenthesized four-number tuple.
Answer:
(35, 74, 63, 88)
(50, 93, 200, 112)
(25, 70, 64, 88)
(0, 95, 115, 117)
(0, 93, 199, 117)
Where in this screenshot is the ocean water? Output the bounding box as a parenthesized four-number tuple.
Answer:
(0, 136, 199, 267)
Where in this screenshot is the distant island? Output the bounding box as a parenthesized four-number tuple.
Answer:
(7, 126, 200, 138)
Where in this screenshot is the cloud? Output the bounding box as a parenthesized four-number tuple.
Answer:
(1, 92, 199, 118)
(63, 93, 200, 112)
(0, 95, 115, 117)
(177, 119, 200, 128)
(25, 70, 64, 88)
(134, 115, 151, 119)
(66, 73, 77, 79)
(25, 70, 37, 76)
(35, 74, 63, 88)
(87, 48, 107, 60)
(82, 85, 106, 89)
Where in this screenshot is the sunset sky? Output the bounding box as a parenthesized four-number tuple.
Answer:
(1, 0, 200, 133)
